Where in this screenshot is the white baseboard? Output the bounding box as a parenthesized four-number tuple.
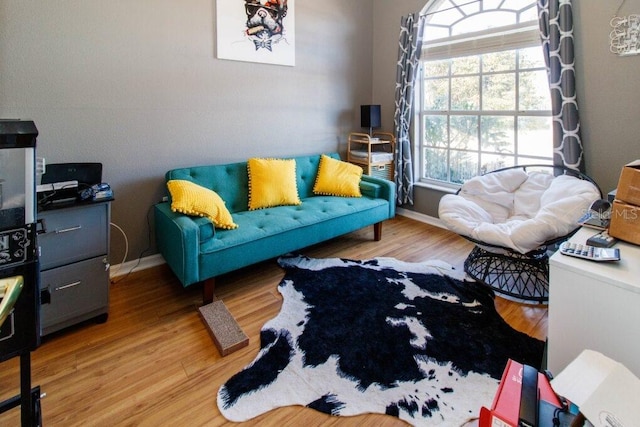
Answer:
(396, 208, 447, 229)
(109, 253, 166, 279)
(108, 211, 445, 279)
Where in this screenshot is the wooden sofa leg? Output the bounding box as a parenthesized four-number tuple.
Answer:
(203, 278, 215, 305)
(374, 222, 382, 241)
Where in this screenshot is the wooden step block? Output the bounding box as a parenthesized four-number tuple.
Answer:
(198, 300, 249, 356)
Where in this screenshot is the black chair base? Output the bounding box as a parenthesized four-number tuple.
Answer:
(464, 245, 550, 303)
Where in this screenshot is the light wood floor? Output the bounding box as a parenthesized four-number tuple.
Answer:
(0, 215, 547, 426)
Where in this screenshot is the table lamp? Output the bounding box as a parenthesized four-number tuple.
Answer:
(360, 105, 381, 136)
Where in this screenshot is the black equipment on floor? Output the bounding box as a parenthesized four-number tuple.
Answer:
(0, 119, 42, 426)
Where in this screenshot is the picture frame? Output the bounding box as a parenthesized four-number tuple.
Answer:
(216, 0, 295, 67)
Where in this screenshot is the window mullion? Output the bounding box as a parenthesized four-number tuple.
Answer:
(478, 54, 483, 176)
(447, 61, 453, 183)
(515, 49, 520, 164)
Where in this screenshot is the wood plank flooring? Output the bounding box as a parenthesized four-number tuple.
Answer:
(0, 215, 547, 426)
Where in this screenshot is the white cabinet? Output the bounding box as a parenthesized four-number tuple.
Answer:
(547, 227, 640, 376)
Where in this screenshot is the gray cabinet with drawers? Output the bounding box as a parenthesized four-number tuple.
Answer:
(38, 201, 111, 335)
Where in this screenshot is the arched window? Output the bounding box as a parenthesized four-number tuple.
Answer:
(418, 0, 551, 187)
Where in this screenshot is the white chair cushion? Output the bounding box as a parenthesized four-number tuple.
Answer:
(439, 169, 600, 254)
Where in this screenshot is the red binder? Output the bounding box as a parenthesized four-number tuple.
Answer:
(479, 359, 562, 427)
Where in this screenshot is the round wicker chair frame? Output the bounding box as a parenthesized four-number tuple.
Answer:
(456, 164, 602, 304)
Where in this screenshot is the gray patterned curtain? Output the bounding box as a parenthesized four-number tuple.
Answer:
(394, 13, 425, 206)
(537, 0, 584, 172)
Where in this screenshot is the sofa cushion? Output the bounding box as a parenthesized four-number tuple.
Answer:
(199, 195, 388, 253)
(313, 154, 362, 197)
(167, 180, 238, 229)
(247, 158, 301, 210)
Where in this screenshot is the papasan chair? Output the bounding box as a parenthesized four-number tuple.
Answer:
(438, 165, 601, 303)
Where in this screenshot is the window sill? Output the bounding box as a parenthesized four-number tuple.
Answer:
(413, 181, 459, 194)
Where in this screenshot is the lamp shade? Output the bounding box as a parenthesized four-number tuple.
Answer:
(360, 105, 381, 129)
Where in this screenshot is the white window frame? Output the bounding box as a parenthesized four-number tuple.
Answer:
(416, 3, 552, 190)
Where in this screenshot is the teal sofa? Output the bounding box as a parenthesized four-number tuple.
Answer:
(154, 153, 396, 303)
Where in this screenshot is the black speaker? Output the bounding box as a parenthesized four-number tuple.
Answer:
(360, 105, 381, 129)
(41, 162, 102, 186)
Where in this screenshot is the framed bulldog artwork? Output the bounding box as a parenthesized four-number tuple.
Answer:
(216, 0, 295, 66)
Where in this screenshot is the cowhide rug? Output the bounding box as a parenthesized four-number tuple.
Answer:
(217, 255, 545, 426)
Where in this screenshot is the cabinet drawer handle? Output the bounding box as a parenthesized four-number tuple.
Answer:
(55, 281, 81, 291)
(55, 225, 82, 234)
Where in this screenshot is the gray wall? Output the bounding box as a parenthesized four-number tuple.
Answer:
(2, 0, 639, 264)
(372, 0, 640, 216)
(574, 0, 640, 195)
(0, 0, 374, 263)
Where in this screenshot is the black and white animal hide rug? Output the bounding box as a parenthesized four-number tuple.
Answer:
(217, 255, 545, 426)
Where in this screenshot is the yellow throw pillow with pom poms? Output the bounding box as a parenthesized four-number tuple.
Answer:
(167, 180, 238, 229)
(247, 158, 301, 210)
(313, 154, 363, 197)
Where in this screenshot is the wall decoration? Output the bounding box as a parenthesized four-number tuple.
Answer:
(610, 14, 640, 56)
(216, 0, 295, 66)
(610, 0, 639, 56)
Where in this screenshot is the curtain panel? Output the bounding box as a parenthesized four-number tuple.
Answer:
(393, 13, 425, 206)
(537, 0, 585, 172)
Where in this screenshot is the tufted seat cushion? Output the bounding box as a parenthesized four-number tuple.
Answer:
(191, 183, 387, 247)
(199, 196, 386, 252)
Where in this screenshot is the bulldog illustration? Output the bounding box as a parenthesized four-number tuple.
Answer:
(244, 0, 288, 51)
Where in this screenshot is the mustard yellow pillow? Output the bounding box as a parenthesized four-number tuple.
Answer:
(167, 180, 238, 229)
(313, 154, 362, 197)
(247, 158, 301, 210)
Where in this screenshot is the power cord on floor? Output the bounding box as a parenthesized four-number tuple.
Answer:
(110, 204, 154, 284)
(109, 222, 129, 278)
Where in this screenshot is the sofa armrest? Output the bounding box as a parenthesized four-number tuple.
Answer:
(154, 202, 201, 287)
(360, 175, 396, 218)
